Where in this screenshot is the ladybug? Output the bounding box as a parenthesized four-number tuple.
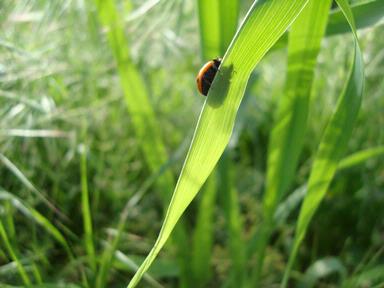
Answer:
(196, 58, 222, 96)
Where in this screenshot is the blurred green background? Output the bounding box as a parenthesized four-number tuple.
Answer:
(0, 0, 383, 287)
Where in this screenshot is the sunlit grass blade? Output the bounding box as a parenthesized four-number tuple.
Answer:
(282, 0, 365, 286)
(271, 0, 384, 53)
(127, 1, 310, 287)
(197, 0, 239, 57)
(197, 0, 220, 59)
(327, 0, 384, 35)
(0, 220, 31, 286)
(250, 0, 332, 285)
(338, 146, 384, 170)
(218, 0, 239, 56)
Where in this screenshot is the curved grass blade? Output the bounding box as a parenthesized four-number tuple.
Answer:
(0, 189, 71, 256)
(327, 0, 384, 36)
(127, 1, 310, 287)
(0, 153, 65, 219)
(250, 0, 332, 285)
(338, 146, 384, 170)
(273, 145, 383, 225)
(270, 0, 384, 53)
(282, 0, 365, 286)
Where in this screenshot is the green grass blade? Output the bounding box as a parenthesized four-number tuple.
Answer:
(327, 0, 384, 36)
(0, 220, 31, 286)
(219, 153, 245, 287)
(271, 0, 384, 53)
(191, 176, 217, 287)
(0, 190, 71, 257)
(197, 0, 238, 58)
(127, 1, 310, 287)
(218, 0, 239, 55)
(0, 153, 62, 217)
(274, 145, 383, 224)
(338, 146, 384, 170)
(250, 0, 332, 284)
(80, 141, 96, 272)
(282, 0, 365, 286)
(197, 0, 220, 59)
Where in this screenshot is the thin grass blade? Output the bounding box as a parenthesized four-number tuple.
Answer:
(338, 146, 384, 170)
(271, 0, 384, 53)
(0, 153, 63, 218)
(197, 0, 220, 60)
(0, 190, 71, 256)
(80, 140, 96, 272)
(282, 0, 365, 286)
(218, 0, 239, 56)
(250, 0, 332, 285)
(327, 0, 384, 35)
(219, 153, 245, 287)
(0, 220, 31, 286)
(191, 177, 217, 287)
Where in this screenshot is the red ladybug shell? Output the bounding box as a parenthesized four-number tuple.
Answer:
(196, 58, 222, 96)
